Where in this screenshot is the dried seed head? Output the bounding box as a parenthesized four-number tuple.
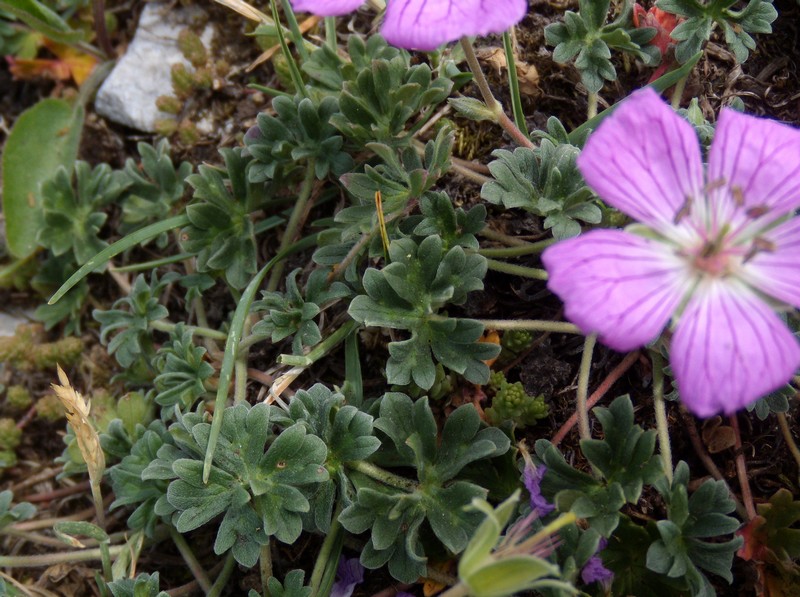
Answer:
(51, 366, 106, 486)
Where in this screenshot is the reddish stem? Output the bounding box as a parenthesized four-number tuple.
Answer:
(552, 351, 639, 447)
(729, 413, 757, 520)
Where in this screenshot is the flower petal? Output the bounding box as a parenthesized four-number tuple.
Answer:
(382, 0, 527, 51)
(542, 230, 691, 351)
(290, 0, 363, 16)
(576, 88, 704, 235)
(708, 108, 800, 231)
(671, 279, 800, 417)
(739, 216, 800, 308)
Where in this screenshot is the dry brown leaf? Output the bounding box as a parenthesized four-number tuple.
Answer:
(476, 47, 540, 96)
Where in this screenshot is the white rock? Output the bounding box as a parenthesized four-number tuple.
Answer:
(0, 311, 34, 337)
(95, 3, 214, 132)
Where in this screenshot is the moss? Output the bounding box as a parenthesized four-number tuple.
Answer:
(6, 385, 32, 410)
(36, 394, 66, 422)
(0, 418, 22, 450)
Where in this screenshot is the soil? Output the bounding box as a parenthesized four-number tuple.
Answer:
(2, 0, 800, 595)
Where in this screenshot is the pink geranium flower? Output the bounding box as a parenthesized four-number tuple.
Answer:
(542, 88, 800, 417)
(290, 0, 528, 51)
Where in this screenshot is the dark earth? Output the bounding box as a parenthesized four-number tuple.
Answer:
(1, 0, 800, 595)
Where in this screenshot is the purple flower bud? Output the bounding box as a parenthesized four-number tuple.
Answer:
(331, 556, 364, 597)
(581, 538, 614, 586)
(523, 463, 555, 516)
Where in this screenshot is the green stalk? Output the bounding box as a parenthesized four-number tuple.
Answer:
(651, 350, 673, 482)
(270, 0, 308, 97)
(170, 527, 212, 593)
(207, 552, 237, 597)
(502, 30, 528, 137)
(98, 540, 113, 583)
(49, 214, 190, 305)
(485, 258, 548, 280)
(278, 0, 309, 60)
(260, 543, 273, 597)
(459, 37, 534, 149)
(202, 234, 319, 483)
(477, 238, 555, 258)
(470, 319, 581, 334)
(576, 334, 597, 441)
(267, 162, 316, 291)
(479, 228, 533, 247)
(587, 92, 598, 119)
(348, 461, 418, 492)
(0, 545, 125, 567)
(309, 510, 344, 596)
(150, 319, 228, 341)
(324, 16, 337, 50)
(670, 75, 688, 109)
(278, 320, 357, 367)
(111, 253, 193, 272)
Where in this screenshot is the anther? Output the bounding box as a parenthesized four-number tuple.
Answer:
(705, 178, 727, 192)
(674, 195, 693, 224)
(743, 237, 777, 263)
(746, 204, 770, 219)
(731, 185, 744, 207)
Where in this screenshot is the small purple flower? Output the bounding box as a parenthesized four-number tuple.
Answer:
(523, 462, 555, 516)
(581, 538, 613, 585)
(331, 557, 364, 597)
(289, 0, 528, 51)
(542, 88, 800, 417)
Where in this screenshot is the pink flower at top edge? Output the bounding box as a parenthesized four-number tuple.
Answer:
(289, 0, 528, 51)
(541, 88, 800, 417)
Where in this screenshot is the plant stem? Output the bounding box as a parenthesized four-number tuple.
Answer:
(260, 543, 273, 597)
(99, 541, 113, 583)
(324, 16, 338, 50)
(92, 0, 113, 58)
(267, 162, 316, 291)
(278, 319, 357, 367)
(651, 350, 673, 483)
(309, 512, 343, 596)
(552, 351, 640, 446)
(729, 414, 756, 520)
(485, 258, 548, 280)
(89, 481, 106, 530)
(576, 334, 597, 441)
(349, 461, 417, 492)
(777, 412, 800, 473)
(670, 75, 688, 109)
(679, 407, 748, 519)
(170, 527, 212, 593)
(587, 92, 599, 119)
(208, 552, 237, 597)
(502, 29, 528, 137)
(111, 253, 193, 272)
(459, 37, 534, 149)
(477, 239, 556, 258)
(234, 317, 253, 404)
(0, 545, 125, 567)
(471, 319, 581, 334)
(479, 228, 533, 247)
(150, 319, 227, 341)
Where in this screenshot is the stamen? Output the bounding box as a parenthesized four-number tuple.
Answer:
(673, 195, 693, 224)
(743, 237, 777, 263)
(731, 185, 744, 207)
(746, 204, 770, 219)
(705, 178, 727, 192)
